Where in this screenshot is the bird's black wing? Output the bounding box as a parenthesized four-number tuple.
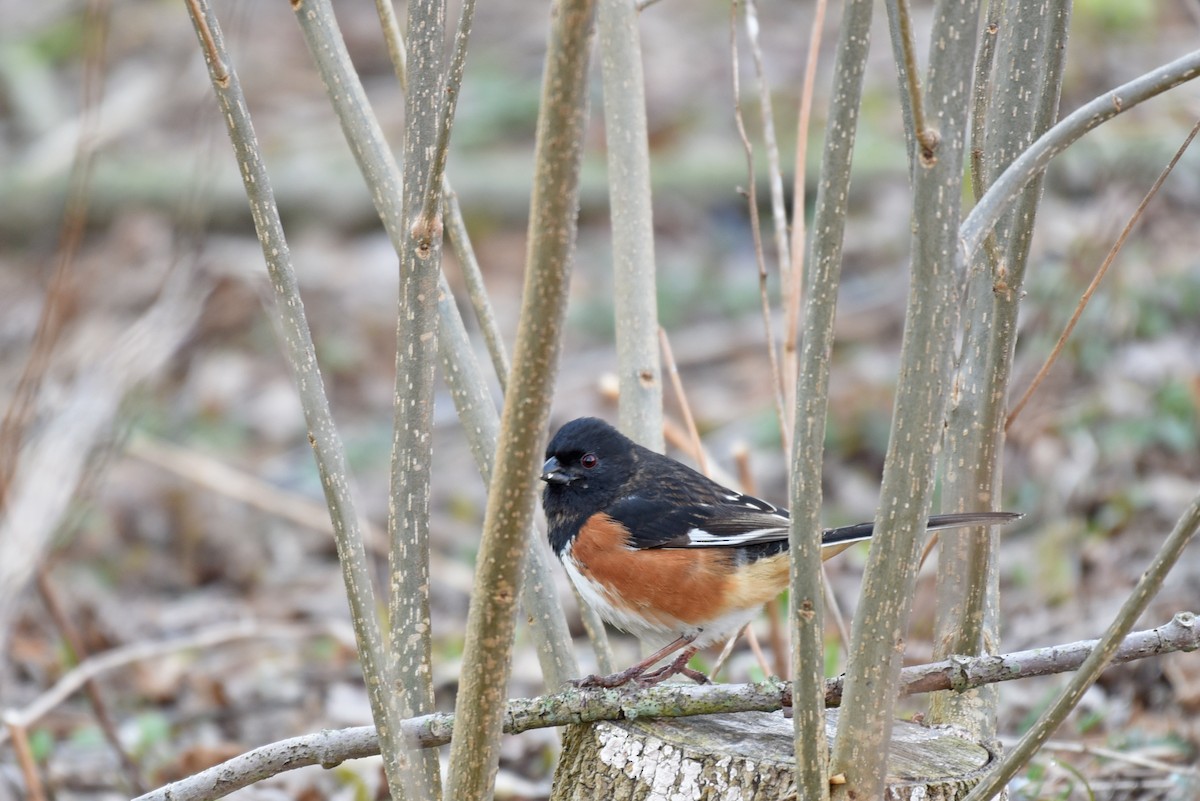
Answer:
(606, 492, 792, 550)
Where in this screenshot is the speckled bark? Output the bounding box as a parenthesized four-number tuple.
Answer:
(444, 0, 599, 797)
(931, 0, 1070, 737)
(829, 0, 984, 795)
(384, 0, 449, 794)
(598, 0, 663, 454)
(787, 0, 875, 797)
(551, 711, 999, 801)
(189, 0, 411, 794)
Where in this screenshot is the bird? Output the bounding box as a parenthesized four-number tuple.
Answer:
(540, 416, 1020, 688)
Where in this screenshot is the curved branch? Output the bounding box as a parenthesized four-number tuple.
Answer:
(960, 48, 1200, 259)
(135, 613, 1199, 801)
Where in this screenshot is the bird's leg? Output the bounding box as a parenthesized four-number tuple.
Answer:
(637, 645, 708, 686)
(570, 635, 695, 688)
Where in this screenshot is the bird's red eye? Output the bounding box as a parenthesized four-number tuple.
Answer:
(580, 452, 599, 469)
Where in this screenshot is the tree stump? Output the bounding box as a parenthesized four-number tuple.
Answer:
(550, 709, 1000, 800)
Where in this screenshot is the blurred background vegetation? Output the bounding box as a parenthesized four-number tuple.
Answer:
(1, 0, 1198, 798)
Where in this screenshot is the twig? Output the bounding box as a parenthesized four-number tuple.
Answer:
(0, 621, 326, 740)
(1006, 118, 1200, 429)
(135, 613, 1200, 801)
(373, 0, 408, 91)
(180, 0, 412, 794)
(0, 0, 110, 510)
(1010, 738, 1200, 778)
(734, 445, 788, 679)
(961, 49, 1200, 259)
(443, 184, 511, 391)
(964, 495, 1200, 800)
(36, 568, 145, 793)
(312, 0, 585, 692)
(126, 435, 476, 597)
(784, 0, 828, 422)
(890, 0, 936, 163)
(730, 1, 788, 450)
(658, 328, 707, 475)
(4, 716, 47, 801)
(415, 0, 476, 241)
(743, 0, 792, 305)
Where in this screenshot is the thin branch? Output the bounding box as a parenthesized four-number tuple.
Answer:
(434, 275, 580, 687)
(730, 1, 788, 450)
(3, 717, 47, 801)
(362, 1, 586, 686)
(36, 568, 145, 793)
(658, 327, 707, 475)
(415, 0, 476, 238)
(964, 0, 1006, 302)
(373, 0, 409, 92)
(1006, 118, 1200, 429)
(180, 1, 412, 794)
(784, 0, 828, 423)
(889, 0, 936, 162)
(0, 621, 326, 738)
(443, 184, 511, 391)
(961, 48, 1200, 259)
(135, 614, 1200, 801)
(1015, 738, 1200, 778)
(743, 0, 792, 301)
(964, 498, 1200, 800)
(0, 0, 110, 510)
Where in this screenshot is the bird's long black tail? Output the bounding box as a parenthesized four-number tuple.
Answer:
(821, 511, 1021, 548)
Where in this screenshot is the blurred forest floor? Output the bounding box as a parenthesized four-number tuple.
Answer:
(2, 0, 1200, 799)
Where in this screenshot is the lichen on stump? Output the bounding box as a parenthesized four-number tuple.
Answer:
(550, 709, 1000, 801)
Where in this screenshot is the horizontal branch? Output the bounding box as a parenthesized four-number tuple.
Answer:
(136, 613, 1197, 801)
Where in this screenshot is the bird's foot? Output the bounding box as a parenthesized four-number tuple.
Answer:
(635, 650, 710, 686)
(568, 666, 647, 689)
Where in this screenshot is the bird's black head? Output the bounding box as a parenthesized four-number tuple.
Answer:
(541, 417, 638, 553)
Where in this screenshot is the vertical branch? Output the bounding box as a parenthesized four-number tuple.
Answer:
(387, 0, 448, 793)
(444, 0, 598, 797)
(304, 0, 583, 692)
(180, 1, 415, 796)
(597, 0, 663, 451)
(931, 0, 1071, 737)
(828, 0, 983, 796)
(787, 0, 875, 797)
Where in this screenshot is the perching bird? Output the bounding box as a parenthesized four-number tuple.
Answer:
(540, 416, 1019, 687)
